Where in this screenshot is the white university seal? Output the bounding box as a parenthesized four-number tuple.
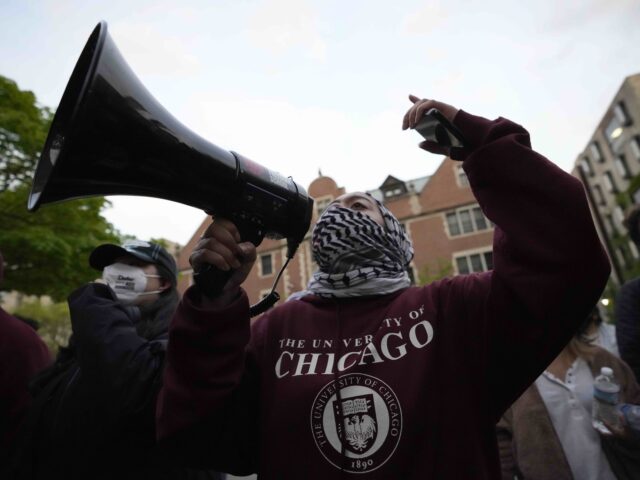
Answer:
(310, 373, 402, 473)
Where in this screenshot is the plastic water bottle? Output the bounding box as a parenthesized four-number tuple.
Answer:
(617, 403, 640, 439)
(592, 367, 621, 434)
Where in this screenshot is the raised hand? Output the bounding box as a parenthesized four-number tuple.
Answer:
(190, 217, 257, 295)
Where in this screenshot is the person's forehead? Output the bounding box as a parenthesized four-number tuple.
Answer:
(333, 192, 375, 205)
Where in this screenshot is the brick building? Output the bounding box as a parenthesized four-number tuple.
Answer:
(571, 73, 640, 287)
(176, 157, 494, 307)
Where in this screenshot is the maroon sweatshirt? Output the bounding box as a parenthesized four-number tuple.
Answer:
(157, 111, 611, 479)
(0, 308, 51, 450)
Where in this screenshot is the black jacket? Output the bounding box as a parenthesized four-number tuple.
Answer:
(11, 283, 223, 480)
(616, 277, 640, 383)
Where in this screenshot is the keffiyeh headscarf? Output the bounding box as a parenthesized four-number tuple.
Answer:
(289, 195, 414, 299)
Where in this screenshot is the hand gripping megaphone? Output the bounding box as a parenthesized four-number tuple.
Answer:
(28, 21, 314, 314)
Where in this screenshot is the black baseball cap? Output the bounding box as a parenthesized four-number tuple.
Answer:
(89, 240, 178, 284)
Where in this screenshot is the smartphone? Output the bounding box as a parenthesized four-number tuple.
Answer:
(414, 108, 466, 150)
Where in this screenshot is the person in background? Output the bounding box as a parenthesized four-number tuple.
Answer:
(590, 307, 619, 357)
(10, 240, 224, 480)
(0, 250, 51, 469)
(615, 205, 640, 382)
(497, 315, 640, 480)
(156, 96, 610, 479)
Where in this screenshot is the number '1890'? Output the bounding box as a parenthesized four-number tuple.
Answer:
(351, 459, 374, 471)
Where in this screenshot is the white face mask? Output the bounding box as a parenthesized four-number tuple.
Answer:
(102, 263, 163, 305)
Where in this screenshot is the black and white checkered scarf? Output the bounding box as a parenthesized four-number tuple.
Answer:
(290, 196, 414, 299)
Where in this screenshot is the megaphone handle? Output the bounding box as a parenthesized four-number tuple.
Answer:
(192, 264, 235, 299)
(192, 218, 265, 298)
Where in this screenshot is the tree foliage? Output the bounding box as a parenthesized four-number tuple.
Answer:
(1, 185, 119, 300)
(417, 258, 454, 286)
(0, 75, 52, 190)
(0, 75, 120, 301)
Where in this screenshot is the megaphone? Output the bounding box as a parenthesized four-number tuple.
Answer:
(29, 21, 314, 312)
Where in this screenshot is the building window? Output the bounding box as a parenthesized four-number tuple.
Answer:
(446, 212, 461, 236)
(614, 205, 625, 226)
(603, 171, 618, 193)
(605, 115, 625, 153)
(380, 177, 407, 199)
(472, 208, 488, 230)
(614, 101, 632, 126)
(617, 245, 631, 268)
(455, 165, 469, 187)
(615, 154, 631, 179)
(631, 136, 640, 161)
(590, 141, 604, 163)
(605, 214, 616, 235)
(580, 156, 593, 177)
(445, 206, 491, 237)
(455, 250, 493, 275)
(459, 209, 473, 233)
(260, 253, 274, 276)
(592, 184, 606, 206)
(384, 187, 404, 198)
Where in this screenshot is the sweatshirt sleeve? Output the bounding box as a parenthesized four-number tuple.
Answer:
(451, 111, 611, 420)
(0, 309, 51, 451)
(156, 286, 260, 475)
(68, 283, 166, 416)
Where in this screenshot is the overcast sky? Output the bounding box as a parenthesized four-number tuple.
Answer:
(1, 0, 639, 245)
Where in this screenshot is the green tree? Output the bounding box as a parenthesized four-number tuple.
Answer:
(417, 258, 454, 286)
(0, 75, 52, 190)
(0, 75, 120, 301)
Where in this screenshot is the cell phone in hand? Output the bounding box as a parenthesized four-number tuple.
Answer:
(414, 108, 467, 149)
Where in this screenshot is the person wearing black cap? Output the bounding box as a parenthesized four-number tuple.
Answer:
(89, 239, 179, 339)
(10, 240, 224, 480)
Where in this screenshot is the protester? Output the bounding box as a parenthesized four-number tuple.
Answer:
(0, 250, 51, 468)
(496, 316, 640, 480)
(157, 96, 611, 478)
(10, 240, 224, 480)
(615, 205, 640, 382)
